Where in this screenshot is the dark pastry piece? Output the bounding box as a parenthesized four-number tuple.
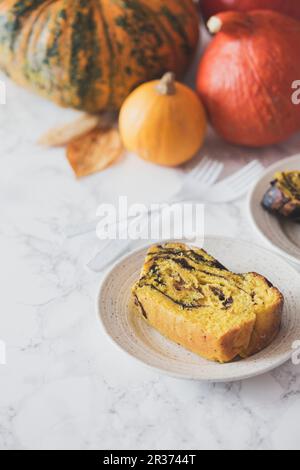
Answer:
(262, 171, 300, 222)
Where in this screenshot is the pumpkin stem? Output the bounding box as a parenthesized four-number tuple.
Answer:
(208, 12, 254, 36)
(157, 72, 176, 96)
(207, 16, 222, 34)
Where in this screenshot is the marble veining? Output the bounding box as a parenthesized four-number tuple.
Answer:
(1, 28, 300, 450)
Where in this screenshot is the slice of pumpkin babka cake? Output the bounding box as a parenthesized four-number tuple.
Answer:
(132, 243, 284, 363)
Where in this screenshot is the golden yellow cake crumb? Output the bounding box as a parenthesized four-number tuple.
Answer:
(132, 243, 284, 363)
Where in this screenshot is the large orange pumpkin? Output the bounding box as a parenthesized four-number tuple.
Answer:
(197, 10, 300, 147)
(0, 0, 199, 113)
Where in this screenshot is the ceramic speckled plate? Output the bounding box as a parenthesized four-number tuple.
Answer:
(97, 237, 300, 382)
(249, 155, 300, 266)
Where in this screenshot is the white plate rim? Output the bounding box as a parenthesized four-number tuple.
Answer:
(96, 236, 300, 382)
(248, 154, 300, 266)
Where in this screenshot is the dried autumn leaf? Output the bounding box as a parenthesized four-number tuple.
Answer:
(38, 113, 115, 147)
(66, 127, 123, 178)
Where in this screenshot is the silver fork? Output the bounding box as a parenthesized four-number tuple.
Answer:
(203, 160, 264, 203)
(87, 159, 264, 272)
(65, 157, 224, 239)
(86, 158, 224, 271)
(103, 159, 261, 226)
(168, 156, 225, 204)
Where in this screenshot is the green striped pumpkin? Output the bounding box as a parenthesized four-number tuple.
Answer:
(0, 0, 199, 112)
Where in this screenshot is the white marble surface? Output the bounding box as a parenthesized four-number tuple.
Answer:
(1, 26, 300, 451)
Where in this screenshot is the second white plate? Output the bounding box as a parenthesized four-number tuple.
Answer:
(97, 237, 300, 382)
(249, 154, 300, 266)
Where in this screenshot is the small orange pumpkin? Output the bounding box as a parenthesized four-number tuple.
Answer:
(119, 73, 207, 167)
